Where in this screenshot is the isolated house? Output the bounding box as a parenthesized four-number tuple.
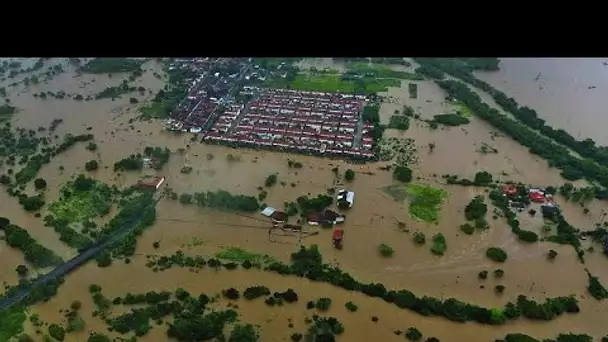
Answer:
(134, 176, 165, 190)
(260, 207, 288, 223)
(336, 190, 355, 209)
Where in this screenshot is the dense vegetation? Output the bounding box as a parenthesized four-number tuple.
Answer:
(44, 175, 115, 250)
(497, 333, 593, 342)
(146, 245, 580, 325)
(177, 189, 259, 212)
(79, 58, 143, 74)
(0, 217, 62, 267)
(394, 165, 413, 182)
(87, 285, 276, 340)
(586, 270, 608, 300)
(432, 114, 470, 126)
(486, 247, 508, 263)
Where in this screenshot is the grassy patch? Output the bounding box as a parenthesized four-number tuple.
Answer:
(48, 179, 114, 224)
(406, 184, 448, 224)
(215, 247, 275, 267)
(266, 74, 400, 94)
(346, 62, 423, 80)
(139, 100, 173, 119)
(381, 183, 448, 224)
(448, 99, 473, 118)
(0, 306, 26, 341)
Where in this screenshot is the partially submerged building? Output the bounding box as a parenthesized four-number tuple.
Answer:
(306, 210, 345, 226)
(336, 190, 355, 209)
(260, 207, 288, 223)
(133, 176, 165, 190)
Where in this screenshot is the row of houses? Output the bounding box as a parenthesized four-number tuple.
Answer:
(247, 87, 367, 101)
(202, 132, 376, 159)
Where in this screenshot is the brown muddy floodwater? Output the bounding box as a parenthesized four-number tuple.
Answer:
(1, 58, 607, 341)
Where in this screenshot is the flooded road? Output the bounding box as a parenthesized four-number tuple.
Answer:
(0, 58, 607, 341)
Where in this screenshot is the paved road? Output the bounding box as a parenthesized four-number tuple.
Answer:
(0, 195, 163, 310)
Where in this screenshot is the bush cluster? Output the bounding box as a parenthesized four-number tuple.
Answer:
(486, 247, 508, 263)
(0, 218, 62, 267)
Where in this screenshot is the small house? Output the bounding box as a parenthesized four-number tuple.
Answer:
(336, 190, 355, 209)
(260, 207, 288, 223)
(134, 176, 165, 190)
(541, 203, 560, 219)
(306, 210, 345, 226)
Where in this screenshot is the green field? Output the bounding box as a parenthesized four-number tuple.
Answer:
(266, 74, 400, 94)
(215, 247, 275, 267)
(48, 180, 114, 224)
(346, 62, 424, 81)
(447, 99, 473, 118)
(382, 183, 448, 224)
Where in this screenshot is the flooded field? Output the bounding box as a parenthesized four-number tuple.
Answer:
(0, 58, 607, 342)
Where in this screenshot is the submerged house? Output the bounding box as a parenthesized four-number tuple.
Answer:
(260, 207, 288, 223)
(336, 190, 355, 209)
(306, 210, 345, 226)
(134, 176, 165, 190)
(541, 203, 560, 219)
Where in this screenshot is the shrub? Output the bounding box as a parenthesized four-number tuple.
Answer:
(425, 338, 440, 342)
(548, 249, 558, 260)
(474, 171, 493, 185)
(223, 288, 240, 300)
(86, 142, 98, 151)
(495, 285, 505, 294)
(243, 286, 270, 300)
(87, 333, 111, 342)
(464, 196, 487, 221)
(19, 195, 45, 211)
(18, 335, 34, 342)
(393, 165, 413, 182)
(315, 297, 332, 311)
(344, 169, 355, 181)
(66, 316, 85, 332)
(413, 231, 426, 244)
(70, 300, 82, 311)
(48, 324, 65, 341)
(405, 327, 423, 341)
(460, 223, 474, 235)
(85, 160, 99, 171)
(265, 174, 277, 187)
(494, 269, 504, 278)
(486, 247, 508, 262)
(291, 333, 303, 342)
(229, 324, 259, 342)
(430, 233, 446, 255)
(586, 271, 608, 300)
(345, 301, 358, 312)
(15, 264, 28, 277)
(378, 243, 395, 257)
(34, 178, 47, 190)
(478, 270, 488, 280)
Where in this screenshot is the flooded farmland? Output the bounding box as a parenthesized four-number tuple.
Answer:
(0, 58, 607, 342)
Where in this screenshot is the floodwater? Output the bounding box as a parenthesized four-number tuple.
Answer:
(475, 58, 608, 146)
(0, 58, 607, 341)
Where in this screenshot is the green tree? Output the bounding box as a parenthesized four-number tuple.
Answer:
(344, 169, 355, 181)
(85, 160, 99, 171)
(34, 178, 47, 190)
(393, 166, 412, 182)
